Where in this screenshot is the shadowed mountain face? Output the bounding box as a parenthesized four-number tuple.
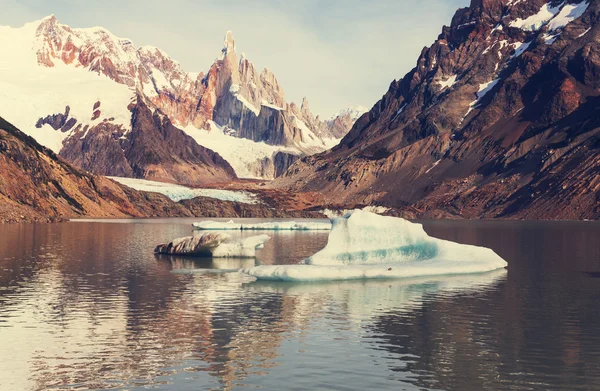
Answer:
(277, 0, 600, 220)
(59, 98, 237, 186)
(0, 116, 195, 222)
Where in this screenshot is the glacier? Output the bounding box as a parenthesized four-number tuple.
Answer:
(241, 210, 507, 281)
(108, 177, 259, 204)
(155, 233, 270, 258)
(192, 220, 332, 231)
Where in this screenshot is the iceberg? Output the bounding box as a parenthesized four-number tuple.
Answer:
(155, 232, 270, 258)
(241, 210, 507, 281)
(192, 220, 331, 231)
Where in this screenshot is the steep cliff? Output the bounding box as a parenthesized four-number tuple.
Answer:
(277, 0, 600, 220)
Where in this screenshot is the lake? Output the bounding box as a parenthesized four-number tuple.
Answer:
(1, 218, 600, 390)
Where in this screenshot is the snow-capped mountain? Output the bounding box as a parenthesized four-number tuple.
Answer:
(0, 16, 360, 181)
(277, 0, 600, 220)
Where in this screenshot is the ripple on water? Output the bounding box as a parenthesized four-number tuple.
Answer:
(1, 220, 600, 390)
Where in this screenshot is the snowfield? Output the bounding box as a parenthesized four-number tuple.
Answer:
(241, 210, 507, 281)
(181, 121, 299, 179)
(108, 177, 260, 204)
(0, 19, 134, 153)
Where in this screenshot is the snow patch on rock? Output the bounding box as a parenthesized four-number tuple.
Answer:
(510, 2, 563, 31)
(437, 74, 458, 89)
(547, 1, 589, 31)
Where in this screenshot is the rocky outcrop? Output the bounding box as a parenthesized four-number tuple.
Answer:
(276, 0, 600, 220)
(273, 151, 302, 178)
(154, 233, 270, 257)
(154, 233, 230, 256)
(204, 32, 353, 151)
(179, 196, 325, 218)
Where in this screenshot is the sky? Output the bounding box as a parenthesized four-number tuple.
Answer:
(0, 0, 468, 118)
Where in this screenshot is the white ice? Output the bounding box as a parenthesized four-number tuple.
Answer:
(157, 233, 270, 258)
(321, 205, 391, 218)
(108, 177, 259, 204)
(211, 235, 271, 258)
(180, 121, 299, 179)
(241, 210, 507, 281)
(193, 220, 332, 231)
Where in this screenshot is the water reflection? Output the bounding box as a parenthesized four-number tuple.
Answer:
(1, 220, 600, 390)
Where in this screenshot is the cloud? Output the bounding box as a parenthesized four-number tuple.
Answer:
(0, 0, 468, 117)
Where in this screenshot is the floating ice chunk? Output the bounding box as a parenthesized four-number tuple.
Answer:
(321, 206, 390, 218)
(241, 210, 507, 281)
(193, 220, 242, 230)
(155, 233, 270, 258)
(212, 234, 271, 257)
(192, 220, 332, 231)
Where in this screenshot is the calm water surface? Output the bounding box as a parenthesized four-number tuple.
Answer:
(1, 218, 600, 391)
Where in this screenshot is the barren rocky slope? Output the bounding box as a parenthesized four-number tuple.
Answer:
(0, 116, 323, 222)
(0, 116, 194, 222)
(277, 0, 600, 220)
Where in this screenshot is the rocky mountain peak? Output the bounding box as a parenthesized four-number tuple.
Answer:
(301, 97, 310, 112)
(1, 18, 363, 182)
(222, 30, 236, 56)
(276, 0, 600, 220)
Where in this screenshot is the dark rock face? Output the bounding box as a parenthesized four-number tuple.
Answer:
(277, 0, 600, 220)
(60, 98, 238, 185)
(36, 106, 75, 132)
(273, 151, 301, 178)
(179, 196, 324, 218)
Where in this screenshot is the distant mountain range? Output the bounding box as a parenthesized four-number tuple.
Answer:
(2, 0, 599, 221)
(277, 0, 600, 220)
(0, 16, 363, 183)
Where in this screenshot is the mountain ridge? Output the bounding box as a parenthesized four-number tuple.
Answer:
(0, 17, 361, 181)
(275, 0, 600, 220)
